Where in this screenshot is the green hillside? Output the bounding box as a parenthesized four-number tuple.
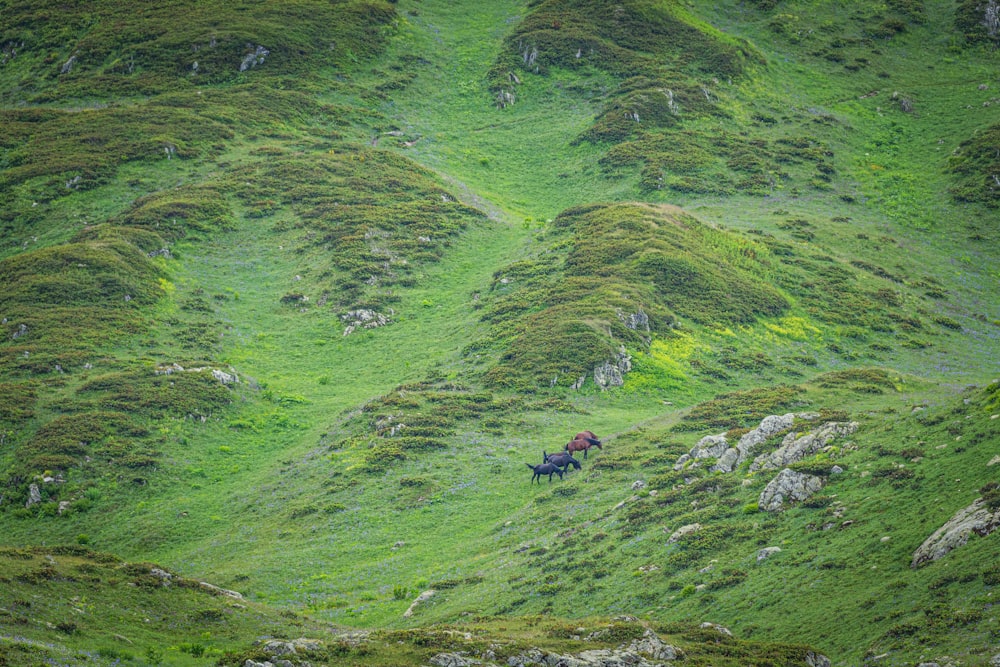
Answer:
(1, 0, 999, 665)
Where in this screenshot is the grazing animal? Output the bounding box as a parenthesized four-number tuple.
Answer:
(544, 451, 582, 471)
(526, 462, 564, 484)
(574, 431, 601, 446)
(566, 437, 602, 459)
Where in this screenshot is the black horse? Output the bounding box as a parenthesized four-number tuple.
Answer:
(526, 462, 564, 484)
(544, 451, 582, 472)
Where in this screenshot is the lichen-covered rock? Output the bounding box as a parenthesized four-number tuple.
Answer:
(736, 413, 796, 460)
(806, 652, 832, 667)
(710, 447, 740, 473)
(758, 469, 823, 512)
(911, 497, 1000, 567)
(750, 421, 857, 472)
(26, 483, 42, 508)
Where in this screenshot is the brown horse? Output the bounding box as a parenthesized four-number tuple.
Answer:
(565, 437, 602, 459)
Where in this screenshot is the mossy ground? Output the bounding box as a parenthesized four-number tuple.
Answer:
(0, 0, 999, 665)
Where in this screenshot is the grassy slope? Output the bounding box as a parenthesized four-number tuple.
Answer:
(1, 0, 999, 665)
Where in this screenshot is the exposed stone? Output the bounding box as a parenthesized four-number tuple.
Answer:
(403, 589, 436, 617)
(593, 346, 632, 389)
(991, 653, 1000, 667)
(212, 368, 239, 385)
(12, 323, 28, 340)
(757, 547, 782, 562)
(750, 421, 858, 472)
(150, 568, 172, 585)
(806, 653, 832, 667)
(262, 640, 296, 656)
(699, 622, 732, 637)
(26, 483, 41, 508)
(831, 465, 844, 474)
(758, 469, 823, 512)
(666, 523, 701, 543)
(736, 413, 796, 461)
(710, 448, 740, 474)
(199, 581, 244, 599)
(911, 497, 1000, 567)
(506, 630, 680, 666)
(617, 308, 650, 332)
(239, 44, 269, 71)
(342, 309, 392, 336)
(430, 653, 481, 667)
(244, 660, 273, 667)
(632, 480, 646, 491)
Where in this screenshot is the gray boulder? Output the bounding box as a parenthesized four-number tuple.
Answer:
(759, 469, 823, 512)
(710, 447, 740, 473)
(912, 497, 1000, 567)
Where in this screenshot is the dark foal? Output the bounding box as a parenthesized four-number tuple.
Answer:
(543, 451, 582, 471)
(526, 462, 564, 484)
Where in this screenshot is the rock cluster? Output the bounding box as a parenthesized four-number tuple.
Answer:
(750, 421, 858, 472)
(451, 628, 682, 667)
(341, 309, 392, 336)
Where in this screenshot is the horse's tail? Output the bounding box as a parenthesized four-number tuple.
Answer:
(525, 463, 535, 471)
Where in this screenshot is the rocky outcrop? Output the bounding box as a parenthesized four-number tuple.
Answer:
(675, 413, 811, 474)
(758, 469, 823, 512)
(154, 363, 239, 385)
(593, 346, 632, 389)
(911, 497, 1000, 568)
(750, 421, 857, 472)
(503, 629, 680, 666)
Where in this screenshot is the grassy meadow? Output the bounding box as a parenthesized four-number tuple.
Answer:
(1, 0, 999, 664)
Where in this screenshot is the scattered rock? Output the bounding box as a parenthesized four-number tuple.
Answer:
(26, 484, 41, 508)
(57, 501, 71, 515)
(632, 480, 646, 491)
(666, 523, 701, 543)
(699, 622, 733, 636)
(758, 469, 823, 512)
(831, 465, 844, 474)
(403, 589, 436, 617)
(12, 323, 28, 340)
(911, 497, 1000, 567)
(757, 547, 782, 562)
